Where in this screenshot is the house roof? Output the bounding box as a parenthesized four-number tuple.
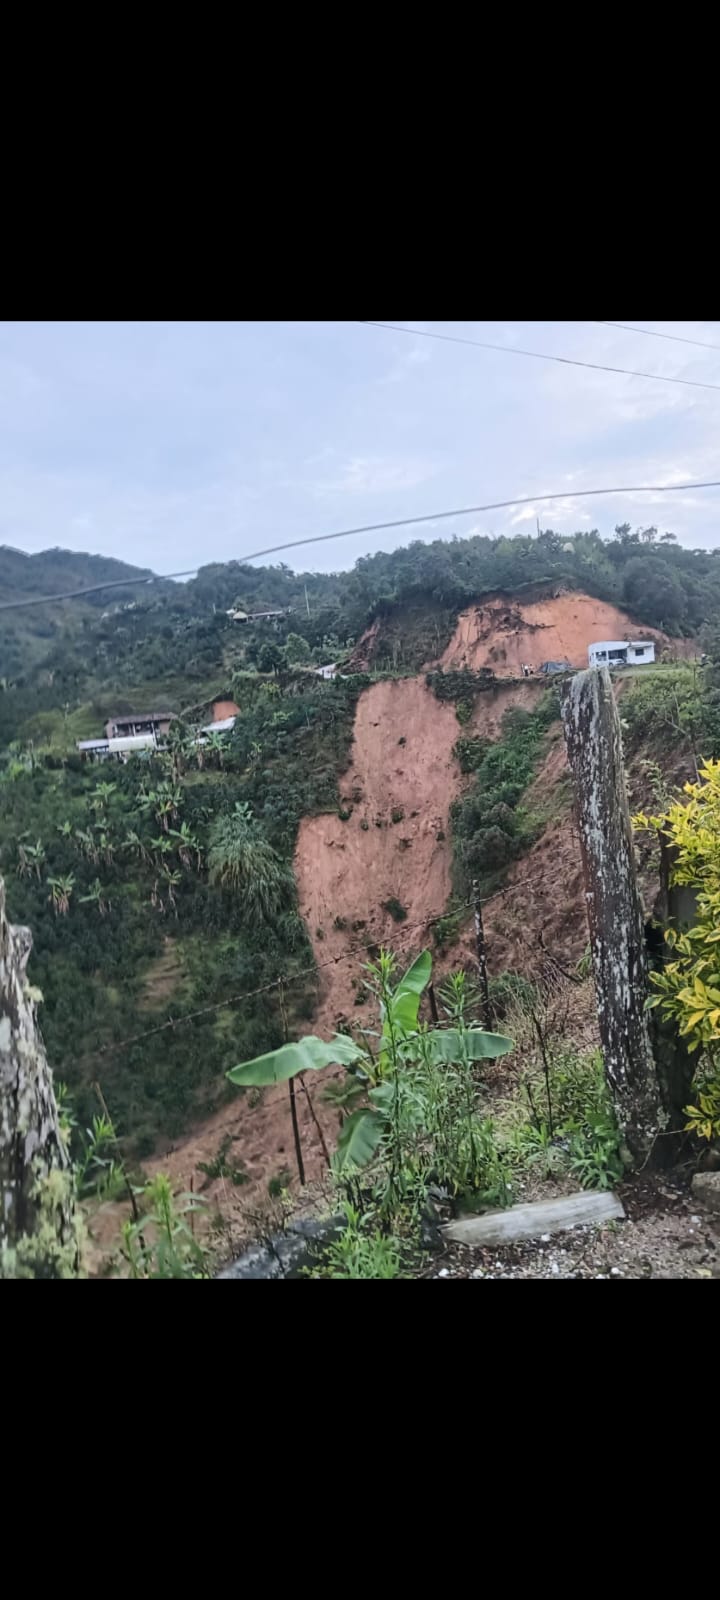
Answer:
(109, 711, 175, 722)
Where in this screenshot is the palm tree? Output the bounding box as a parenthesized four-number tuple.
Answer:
(207, 802, 293, 923)
(48, 874, 75, 916)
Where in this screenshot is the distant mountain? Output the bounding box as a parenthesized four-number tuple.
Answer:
(0, 546, 166, 678)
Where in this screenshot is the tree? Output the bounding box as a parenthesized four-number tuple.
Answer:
(623, 556, 685, 627)
(257, 642, 284, 677)
(0, 882, 78, 1277)
(207, 802, 294, 922)
(284, 632, 312, 665)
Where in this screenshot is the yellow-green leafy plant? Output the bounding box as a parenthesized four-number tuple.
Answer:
(634, 759, 720, 1140)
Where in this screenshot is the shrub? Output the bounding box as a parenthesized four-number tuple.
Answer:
(382, 897, 408, 922)
(391, 807, 405, 824)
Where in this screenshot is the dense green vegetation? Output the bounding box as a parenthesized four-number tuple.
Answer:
(450, 693, 560, 894)
(0, 674, 362, 1155)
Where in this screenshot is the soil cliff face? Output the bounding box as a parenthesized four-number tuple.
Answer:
(439, 594, 672, 675)
(293, 676, 554, 1030)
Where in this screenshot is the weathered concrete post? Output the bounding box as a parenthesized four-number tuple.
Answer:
(561, 669, 665, 1164)
(0, 878, 78, 1276)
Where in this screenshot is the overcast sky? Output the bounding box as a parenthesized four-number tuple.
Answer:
(1, 320, 719, 575)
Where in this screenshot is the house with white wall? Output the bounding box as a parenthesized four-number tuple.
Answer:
(588, 640, 655, 668)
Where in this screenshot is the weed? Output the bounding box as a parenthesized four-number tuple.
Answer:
(382, 897, 407, 922)
(310, 1203, 403, 1279)
(121, 1174, 210, 1278)
(268, 1168, 291, 1199)
(197, 1133, 248, 1190)
(391, 807, 405, 824)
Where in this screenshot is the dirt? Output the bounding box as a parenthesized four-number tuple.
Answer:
(434, 1175, 720, 1279)
(85, 591, 700, 1266)
(439, 593, 676, 677)
(138, 937, 184, 1011)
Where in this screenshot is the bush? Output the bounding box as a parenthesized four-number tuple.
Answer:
(382, 897, 407, 922)
(488, 971, 538, 1017)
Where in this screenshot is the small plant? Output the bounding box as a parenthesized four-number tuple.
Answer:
(311, 1204, 403, 1279)
(268, 1168, 291, 1199)
(488, 971, 538, 1018)
(360, 819, 369, 831)
(382, 897, 407, 922)
(121, 1174, 210, 1278)
(334, 914, 348, 931)
(338, 806, 352, 822)
(391, 807, 405, 825)
(316, 926, 325, 940)
(432, 910, 460, 949)
(197, 1133, 248, 1190)
(398, 736, 407, 746)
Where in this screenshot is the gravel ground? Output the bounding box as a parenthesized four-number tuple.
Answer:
(431, 1175, 720, 1280)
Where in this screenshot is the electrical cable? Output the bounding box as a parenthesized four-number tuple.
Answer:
(358, 319, 720, 391)
(595, 320, 720, 352)
(91, 858, 580, 1059)
(3, 480, 720, 612)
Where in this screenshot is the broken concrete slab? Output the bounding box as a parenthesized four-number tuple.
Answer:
(442, 1190, 625, 1249)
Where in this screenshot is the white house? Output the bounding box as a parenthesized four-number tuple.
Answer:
(588, 640, 655, 668)
(313, 662, 338, 680)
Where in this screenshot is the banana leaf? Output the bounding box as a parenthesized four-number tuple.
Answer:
(334, 1109, 385, 1169)
(425, 1027, 513, 1063)
(228, 1033, 363, 1087)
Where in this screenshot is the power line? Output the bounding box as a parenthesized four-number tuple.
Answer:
(358, 319, 720, 392)
(596, 320, 720, 353)
(4, 479, 720, 614)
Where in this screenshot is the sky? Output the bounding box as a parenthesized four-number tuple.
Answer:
(1, 319, 719, 577)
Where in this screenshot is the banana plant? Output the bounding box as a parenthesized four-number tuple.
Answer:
(227, 949, 513, 1173)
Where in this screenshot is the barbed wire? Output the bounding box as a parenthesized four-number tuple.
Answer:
(91, 837, 581, 1060)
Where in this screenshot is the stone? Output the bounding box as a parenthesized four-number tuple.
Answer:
(217, 1215, 344, 1280)
(690, 1172, 720, 1214)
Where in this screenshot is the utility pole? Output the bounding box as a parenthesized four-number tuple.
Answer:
(471, 879, 492, 1029)
(304, 583, 310, 619)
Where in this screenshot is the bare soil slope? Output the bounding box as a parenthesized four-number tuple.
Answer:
(440, 594, 670, 676)
(294, 678, 460, 1030)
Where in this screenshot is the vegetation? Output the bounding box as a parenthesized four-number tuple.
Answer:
(634, 759, 720, 1144)
(450, 693, 559, 894)
(228, 950, 514, 1273)
(0, 674, 365, 1153)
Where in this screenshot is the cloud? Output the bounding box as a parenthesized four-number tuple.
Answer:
(310, 455, 439, 497)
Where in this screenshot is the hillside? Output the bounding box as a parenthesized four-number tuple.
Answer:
(2, 522, 720, 1253)
(0, 544, 163, 680)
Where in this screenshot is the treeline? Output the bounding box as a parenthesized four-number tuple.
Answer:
(3, 520, 720, 751)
